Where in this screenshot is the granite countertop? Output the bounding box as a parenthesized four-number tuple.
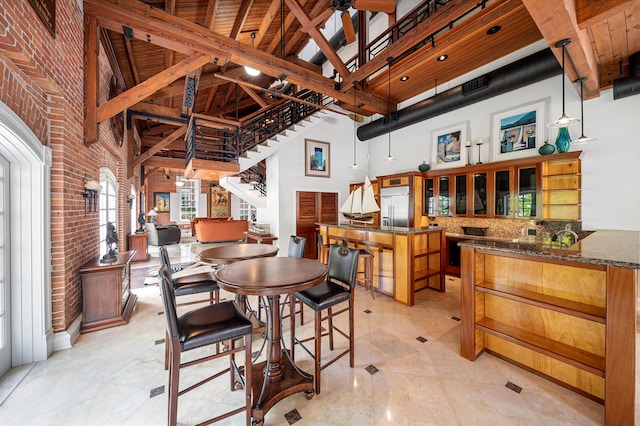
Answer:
(318, 222, 444, 234)
(458, 229, 640, 269)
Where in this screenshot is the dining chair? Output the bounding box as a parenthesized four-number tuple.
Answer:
(289, 244, 359, 394)
(159, 265, 253, 426)
(259, 236, 307, 326)
(159, 245, 220, 307)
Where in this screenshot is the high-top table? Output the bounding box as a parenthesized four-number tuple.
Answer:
(215, 257, 327, 426)
(199, 243, 279, 264)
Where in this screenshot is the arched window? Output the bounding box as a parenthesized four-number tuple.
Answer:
(99, 168, 118, 256)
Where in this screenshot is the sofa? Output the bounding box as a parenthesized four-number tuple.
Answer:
(190, 217, 249, 243)
(145, 222, 181, 246)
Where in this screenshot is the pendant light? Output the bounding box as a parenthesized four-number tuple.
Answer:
(548, 39, 579, 128)
(175, 171, 185, 187)
(244, 32, 261, 77)
(350, 80, 360, 169)
(573, 76, 596, 144)
(385, 57, 394, 161)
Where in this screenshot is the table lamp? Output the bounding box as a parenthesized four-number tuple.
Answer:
(147, 209, 158, 223)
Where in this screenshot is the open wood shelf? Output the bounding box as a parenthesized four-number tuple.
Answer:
(476, 317, 605, 377)
(476, 281, 606, 322)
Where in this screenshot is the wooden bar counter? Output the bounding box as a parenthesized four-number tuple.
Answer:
(317, 223, 444, 306)
(458, 230, 640, 425)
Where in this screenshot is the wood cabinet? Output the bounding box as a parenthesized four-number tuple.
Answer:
(422, 151, 581, 221)
(542, 156, 581, 220)
(460, 245, 636, 425)
(128, 233, 149, 262)
(79, 251, 137, 333)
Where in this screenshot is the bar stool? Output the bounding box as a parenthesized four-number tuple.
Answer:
(357, 250, 375, 299)
(316, 234, 330, 265)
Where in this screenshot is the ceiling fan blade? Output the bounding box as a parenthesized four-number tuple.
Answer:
(341, 11, 356, 44)
(352, 0, 396, 13)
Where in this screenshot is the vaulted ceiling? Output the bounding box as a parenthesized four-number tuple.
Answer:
(82, 0, 640, 173)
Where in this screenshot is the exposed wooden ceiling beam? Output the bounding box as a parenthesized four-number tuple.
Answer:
(521, 0, 599, 98)
(134, 125, 187, 168)
(83, 0, 388, 114)
(97, 53, 213, 122)
(230, 0, 254, 40)
(285, 0, 350, 79)
(576, 0, 634, 28)
(130, 102, 185, 123)
(123, 37, 141, 85)
(204, 0, 220, 31)
(84, 15, 99, 145)
(239, 84, 268, 108)
(143, 156, 188, 170)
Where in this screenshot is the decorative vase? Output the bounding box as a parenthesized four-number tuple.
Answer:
(418, 161, 430, 172)
(538, 141, 555, 155)
(555, 127, 571, 153)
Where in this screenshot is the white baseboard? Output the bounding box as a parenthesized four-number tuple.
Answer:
(52, 314, 82, 351)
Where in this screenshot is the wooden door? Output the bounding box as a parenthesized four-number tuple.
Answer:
(296, 191, 337, 259)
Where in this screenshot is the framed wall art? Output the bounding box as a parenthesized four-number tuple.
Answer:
(210, 185, 230, 217)
(153, 192, 170, 212)
(431, 121, 469, 169)
(305, 139, 330, 178)
(490, 97, 549, 161)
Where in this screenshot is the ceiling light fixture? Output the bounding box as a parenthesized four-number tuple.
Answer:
(385, 57, 394, 162)
(244, 32, 261, 77)
(486, 25, 501, 35)
(350, 80, 360, 169)
(400, 76, 409, 81)
(573, 76, 596, 145)
(437, 54, 448, 62)
(548, 39, 579, 128)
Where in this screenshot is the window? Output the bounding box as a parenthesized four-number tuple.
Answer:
(239, 199, 257, 222)
(99, 168, 118, 256)
(179, 180, 199, 222)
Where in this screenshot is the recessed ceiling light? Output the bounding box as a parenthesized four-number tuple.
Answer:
(486, 25, 501, 35)
(437, 54, 448, 62)
(400, 75, 409, 81)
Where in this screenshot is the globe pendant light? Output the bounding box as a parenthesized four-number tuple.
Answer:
(385, 57, 394, 161)
(573, 76, 596, 145)
(548, 39, 579, 128)
(350, 80, 360, 169)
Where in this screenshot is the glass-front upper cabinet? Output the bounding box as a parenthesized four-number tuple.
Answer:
(438, 176, 450, 215)
(454, 175, 467, 215)
(473, 172, 487, 215)
(424, 178, 435, 216)
(517, 166, 537, 217)
(494, 170, 510, 216)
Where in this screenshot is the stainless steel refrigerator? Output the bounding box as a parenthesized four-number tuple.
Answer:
(379, 186, 410, 227)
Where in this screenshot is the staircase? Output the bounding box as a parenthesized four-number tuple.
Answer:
(185, 90, 331, 207)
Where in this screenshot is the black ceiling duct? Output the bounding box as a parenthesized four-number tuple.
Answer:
(613, 51, 640, 100)
(358, 48, 562, 141)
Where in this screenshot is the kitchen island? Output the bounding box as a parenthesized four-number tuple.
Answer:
(317, 223, 444, 306)
(458, 230, 639, 425)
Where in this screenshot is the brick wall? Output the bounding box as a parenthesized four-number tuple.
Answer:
(0, 2, 134, 333)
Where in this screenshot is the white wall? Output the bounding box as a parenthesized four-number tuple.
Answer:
(272, 74, 640, 243)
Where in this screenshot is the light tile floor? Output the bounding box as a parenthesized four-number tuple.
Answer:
(0, 242, 637, 425)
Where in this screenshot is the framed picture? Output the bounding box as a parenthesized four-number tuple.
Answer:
(305, 139, 330, 178)
(153, 192, 170, 212)
(431, 121, 469, 169)
(210, 186, 230, 218)
(490, 97, 550, 161)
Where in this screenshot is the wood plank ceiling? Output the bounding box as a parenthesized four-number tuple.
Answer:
(83, 0, 640, 173)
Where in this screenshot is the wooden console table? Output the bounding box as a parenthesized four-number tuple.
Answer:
(79, 251, 137, 333)
(244, 231, 278, 245)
